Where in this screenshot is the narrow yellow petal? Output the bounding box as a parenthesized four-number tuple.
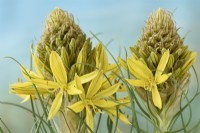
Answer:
(93, 83, 120, 99)
(50, 51, 67, 84)
(126, 79, 146, 87)
(11, 88, 48, 95)
(156, 73, 172, 84)
(10, 82, 32, 88)
(67, 71, 99, 88)
(97, 44, 108, 71)
(102, 79, 111, 89)
(95, 51, 100, 68)
(31, 79, 59, 89)
(67, 87, 82, 95)
(79, 70, 99, 84)
(101, 46, 109, 71)
(105, 64, 117, 72)
(18, 95, 31, 103)
(86, 72, 103, 98)
(67, 71, 99, 89)
(86, 106, 94, 132)
(117, 97, 130, 108)
(32, 54, 43, 77)
(21, 65, 42, 81)
(106, 66, 119, 81)
(75, 74, 85, 99)
(106, 108, 131, 125)
(94, 100, 118, 108)
(48, 91, 63, 120)
(155, 49, 170, 80)
(118, 57, 127, 70)
(152, 85, 162, 109)
(127, 58, 153, 80)
(68, 101, 85, 113)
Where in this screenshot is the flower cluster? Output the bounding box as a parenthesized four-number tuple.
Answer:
(10, 8, 130, 133)
(9, 8, 197, 133)
(119, 8, 197, 132)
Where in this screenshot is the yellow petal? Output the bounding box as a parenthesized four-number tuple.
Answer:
(86, 72, 103, 98)
(10, 82, 32, 88)
(102, 79, 111, 89)
(106, 108, 131, 125)
(86, 106, 94, 132)
(127, 58, 153, 80)
(117, 97, 130, 109)
(155, 49, 170, 80)
(101, 46, 109, 71)
(156, 73, 172, 84)
(107, 66, 119, 81)
(68, 101, 85, 113)
(79, 70, 99, 84)
(50, 51, 67, 84)
(20, 95, 30, 103)
(105, 64, 117, 72)
(31, 79, 59, 89)
(152, 85, 162, 109)
(17, 95, 32, 103)
(75, 74, 85, 99)
(11, 87, 48, 95)
(118, 57, 127, 70)
(32, 54, 43, 77)
(48, 91, 63, 120)
(67, 71, 99, 88)
(21, 65, 42, 81)
(97, 44, 108, 71)
(126, 79, 146, 87)
(93, 83, 120, 99)
(67, 86, 82, 95)
(94, 100, 118, 108)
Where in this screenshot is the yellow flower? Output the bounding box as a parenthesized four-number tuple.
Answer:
(11, 51, 98, 120)
(31, 51, 99, 120)
(68, 72, 130, 132)
(126, 50, 171, 109)
(10, 54, 49, 102)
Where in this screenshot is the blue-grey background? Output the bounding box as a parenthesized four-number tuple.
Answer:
(0, 0, 200, 132)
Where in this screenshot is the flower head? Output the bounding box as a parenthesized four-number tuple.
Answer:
(11, 51, 98, 120)
(120, 8, 197, 132)
(126, 50, 171, 109)
(37, 8, 96, 81)
(69, 72, 130, 132)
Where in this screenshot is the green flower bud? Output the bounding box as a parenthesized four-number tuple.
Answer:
(36, 8, 95, 80)
(150, 51, 159, 66)
(166, 55, 174, 71)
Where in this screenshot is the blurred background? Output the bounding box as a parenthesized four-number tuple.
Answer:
(0, 0, 200, 132)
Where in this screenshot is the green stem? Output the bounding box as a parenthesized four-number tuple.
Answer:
(0, 118, 11, 133)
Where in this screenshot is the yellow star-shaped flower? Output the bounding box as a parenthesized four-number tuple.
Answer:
(11, 51, 98, 120)
(126, 50, 171, 109)
(10, 54, 49, 102)
(68, 72, 130, 132)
